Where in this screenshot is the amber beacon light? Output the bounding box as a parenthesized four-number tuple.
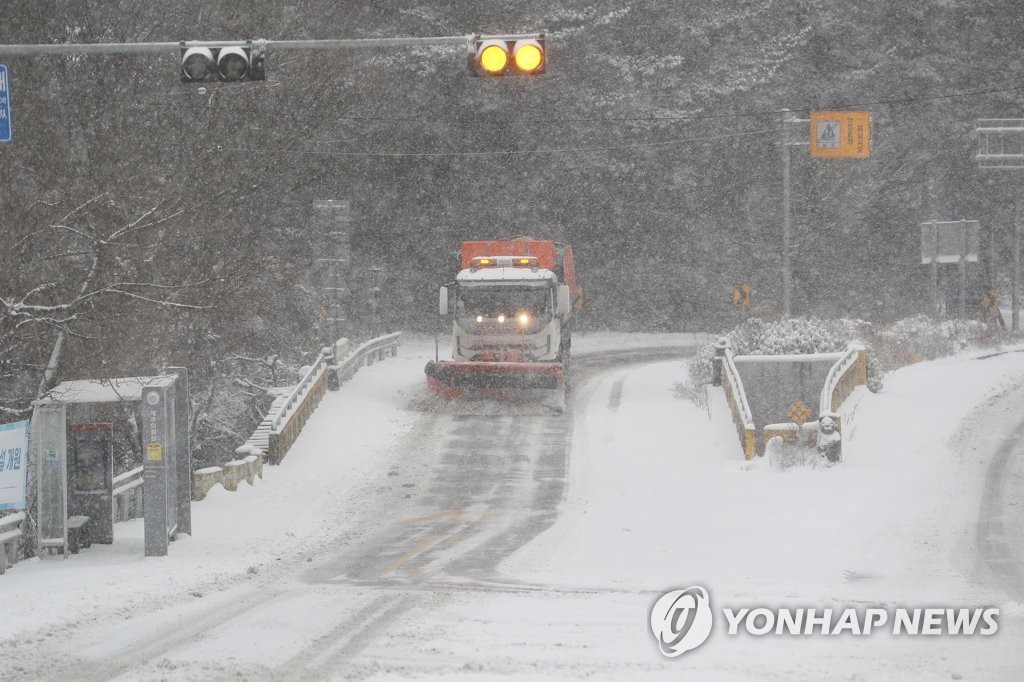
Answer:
(471, 34, 546, 76)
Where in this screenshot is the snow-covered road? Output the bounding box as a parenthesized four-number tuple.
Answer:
(1, 335, 1022, 681)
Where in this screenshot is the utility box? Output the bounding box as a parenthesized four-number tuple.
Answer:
(68, 423, 114, 545)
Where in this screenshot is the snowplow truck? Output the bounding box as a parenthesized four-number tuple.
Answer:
(425, 238, 580, 401)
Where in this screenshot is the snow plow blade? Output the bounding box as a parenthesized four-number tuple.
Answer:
(425, 360, 564, 398)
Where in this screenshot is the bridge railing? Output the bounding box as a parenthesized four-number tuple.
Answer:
(267, 348, 332, 464)
(713, 339, 869, 460)
(819, 343, 867, 428)
(714, 339, 757, 459)
(332, 332, 402, 384)
(267, 332, 401, 464)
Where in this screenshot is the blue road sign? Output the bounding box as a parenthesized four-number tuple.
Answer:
(0, 65, 11, 142)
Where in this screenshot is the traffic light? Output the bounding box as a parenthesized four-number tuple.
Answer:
(180, 42, 266, 82)
(470, 34, 545, 76)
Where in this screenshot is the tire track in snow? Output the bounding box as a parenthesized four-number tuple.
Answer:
(977, 416, 1024, 599)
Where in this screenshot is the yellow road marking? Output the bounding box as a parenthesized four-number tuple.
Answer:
(402, 509, 464, 524)
(373, 534, 438, 579)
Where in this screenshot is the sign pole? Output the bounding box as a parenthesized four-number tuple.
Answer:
(1014, 199, 1020, 332)
(959, 220, 968, 319)
(781, 109, 793, 318)
(974, 119, 1024, 332)
(930, 222, 940, 316)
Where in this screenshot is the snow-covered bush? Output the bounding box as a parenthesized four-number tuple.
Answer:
(871, 314, 989, 368)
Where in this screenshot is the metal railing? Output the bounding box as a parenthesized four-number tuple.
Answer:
(0, 511, 26, 575)
(112, 466, 144, 522)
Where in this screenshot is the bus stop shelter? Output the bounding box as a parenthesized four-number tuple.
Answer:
(31, 369, 191, 558)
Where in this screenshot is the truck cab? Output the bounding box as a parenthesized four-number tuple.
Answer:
(442, 258, 572, 365)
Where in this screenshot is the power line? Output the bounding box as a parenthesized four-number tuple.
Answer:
(224, 127, 775, 159)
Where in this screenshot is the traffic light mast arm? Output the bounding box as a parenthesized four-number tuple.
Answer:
(0, 35, 514, 56)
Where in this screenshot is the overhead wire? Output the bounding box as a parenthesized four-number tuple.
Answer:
(97, 72, 1024, 128)
(224, 127, 775, 158)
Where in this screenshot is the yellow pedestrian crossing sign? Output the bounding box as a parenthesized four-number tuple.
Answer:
(810, 111, 870, 158)
(787, 400, 812, 428)
(732, 284, 751, 306)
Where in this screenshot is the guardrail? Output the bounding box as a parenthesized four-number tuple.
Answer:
(819, 342, 867, 428)
(266, 332, 401, 465)
(332, 332, 402, 384)
(112, 465, 144, 522)
(0, 511, 26, 575)
(714, 339, 757, 460)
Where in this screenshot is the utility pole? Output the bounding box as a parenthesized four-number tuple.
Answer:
(368, 266, 384, 337)
(1015, 199, 1021, 332)
(780, 109, 809, 318)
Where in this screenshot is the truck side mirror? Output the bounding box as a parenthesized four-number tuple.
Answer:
(439, 285, 450, 316)
(557, 284, 571, 319)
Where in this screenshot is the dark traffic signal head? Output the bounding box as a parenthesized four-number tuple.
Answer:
(180, 42, 266, 82)
(470, 34, 545, 76)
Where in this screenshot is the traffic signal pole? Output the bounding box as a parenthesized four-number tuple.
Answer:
(0, 36, 475, 57)
(0, 34, 544, 83)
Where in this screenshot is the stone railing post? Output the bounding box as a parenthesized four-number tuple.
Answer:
(712, 337, 729, 387)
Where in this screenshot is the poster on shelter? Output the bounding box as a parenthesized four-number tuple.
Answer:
(0, 420, 30, 511)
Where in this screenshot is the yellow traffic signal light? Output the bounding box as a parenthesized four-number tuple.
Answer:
(471, 34, 545, 76)
(477, 40, 509, 75)
(512, 40, 543, 73)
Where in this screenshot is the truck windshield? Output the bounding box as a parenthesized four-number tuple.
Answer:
(457, 286, 551, 322)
